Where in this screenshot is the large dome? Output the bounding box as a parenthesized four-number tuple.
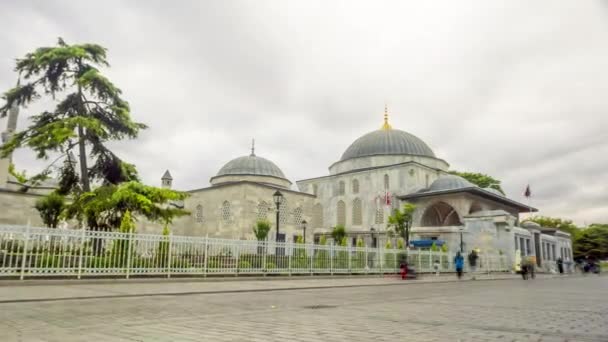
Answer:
(216, 155, 287, 179)
(340, 128, 435, 161)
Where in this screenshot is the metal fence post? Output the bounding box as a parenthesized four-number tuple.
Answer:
(348, 246, 352, 274)
(125, 231, 133, 279)
(77, 225, 86, 280)
(310, 244, 314, 276)
(364, 247, 368, 274)
(203, 235, 208, 278)
(418, 248, 422, 272)
(20, 223, 31, 281)
(263, 240, 268, 276)
(330, 244, 334, 276)
(379, 245, 383, 275)
(167, 233, 173, 279)
(288, 242, 292, 276)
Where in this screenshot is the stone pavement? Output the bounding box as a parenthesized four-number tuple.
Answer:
(0, 273, 526, 302)
(0, 275, 606, 342)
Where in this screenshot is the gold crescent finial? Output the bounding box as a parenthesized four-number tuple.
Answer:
(381, 104, 392, 130)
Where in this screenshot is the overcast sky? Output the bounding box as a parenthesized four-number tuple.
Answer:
(1, 1, 607, 225)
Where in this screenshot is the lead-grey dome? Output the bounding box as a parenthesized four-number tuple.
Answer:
(216, 155, 287, 180)
(428, 175, 476, 192)
(340, 129, 435, 161)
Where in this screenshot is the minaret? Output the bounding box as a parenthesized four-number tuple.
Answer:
(161, 170, 173, 189)
(0, 100, 20, 188)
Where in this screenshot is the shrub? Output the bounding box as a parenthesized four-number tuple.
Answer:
(265, 262, 276, 270)
(441, 244, 449, 253)
(238, 260, 252, 269)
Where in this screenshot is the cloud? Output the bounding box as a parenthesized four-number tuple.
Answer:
(1, 0, 607, 225)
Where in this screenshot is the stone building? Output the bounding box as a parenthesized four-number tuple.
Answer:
(0, 104, 573, 270)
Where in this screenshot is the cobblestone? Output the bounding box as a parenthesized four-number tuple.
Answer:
(0, 276, 606, 341)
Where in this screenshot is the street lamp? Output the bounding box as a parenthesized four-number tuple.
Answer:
(300, 219, 307, 243)
(273, 190, 284, 241)
(459, 226, 465, 253)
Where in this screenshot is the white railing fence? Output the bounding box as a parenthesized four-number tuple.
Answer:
(0, 225, 510, 279)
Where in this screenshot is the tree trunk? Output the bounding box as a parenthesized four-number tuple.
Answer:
(77, 125, 90, 192)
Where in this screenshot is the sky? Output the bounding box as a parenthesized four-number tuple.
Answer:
(1, 0, 607, 225)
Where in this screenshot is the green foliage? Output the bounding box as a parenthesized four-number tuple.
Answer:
(238, 260, 252, 269)
(573, 224, 608, 259)
(35, 192, 66, 228)
(8, 162, 28, 183)
(156, 225, 170, 267)
(385, 240, 393, 249)
(253, 219, 271, 241)
(265, 262, 276, 270)
(292, 236, 309, 268)
(66, 181, 189, 231)
(388, 202, 416, 245)
(109, 211, 135, 266)
(331, 225, 346, 245)
(430, 242, 439, 252)
(397, 238, 404, 250)
(441, 243, 449, 253)
(356, 236, 364, 248)
(449, 170, 504, 194)
(319, 235, 327, 246)
(0, 38, 147, 194)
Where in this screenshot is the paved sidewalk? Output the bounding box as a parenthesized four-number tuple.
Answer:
(0, 272, 554, 303)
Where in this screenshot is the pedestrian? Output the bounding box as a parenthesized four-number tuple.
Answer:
(433, 259, 440, 276)
(454, 252, 464, 279)
(400, 261, 408, 280)
(468, 250, 478, 280)
(557, 257, 564, 274)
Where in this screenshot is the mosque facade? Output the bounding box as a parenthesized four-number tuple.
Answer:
(0, 105, 573, 271)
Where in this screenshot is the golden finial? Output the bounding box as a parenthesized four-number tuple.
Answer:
(381, 104, 392, 130)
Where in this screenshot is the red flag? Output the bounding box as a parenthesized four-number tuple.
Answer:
(384, 191, 392, 206)
(524, 185, 531, 198)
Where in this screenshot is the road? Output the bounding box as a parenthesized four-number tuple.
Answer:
(1, 276, 606, 342)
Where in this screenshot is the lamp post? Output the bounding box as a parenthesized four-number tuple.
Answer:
(370, 227, 376, 248)
(459, 226, 464, 253)
(300, 219, 307, 243)
(273, 190, 284, 242)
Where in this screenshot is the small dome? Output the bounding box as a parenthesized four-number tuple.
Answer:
(521, 221, 541, 229)
(483, 187, 505, 197)
(216, 155, 287, 180)
(428, 175, 476, 192)
(340, 129, 435, 161)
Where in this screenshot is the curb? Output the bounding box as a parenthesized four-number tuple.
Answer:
(0, 275, 533, 305)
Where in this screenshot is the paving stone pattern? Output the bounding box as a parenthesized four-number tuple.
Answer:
(1, 276, 606, 342)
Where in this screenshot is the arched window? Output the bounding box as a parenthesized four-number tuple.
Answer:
(338, 181, 345, 195)
(384, 174, 389, 190)
(257, 201, 268, 220)
(420, 202, 462, 227)
(292, 207, 303, 225)
(312, 203, 323, 228)
(221, 201, 232, 223)
(352, 179, 359, 194)
(352, 198, 362, 226)
(337, 200, 346, 226)
(313, 184, 318, 195)
(195, 204, 204, 223)
(279, 199, 289, 225)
